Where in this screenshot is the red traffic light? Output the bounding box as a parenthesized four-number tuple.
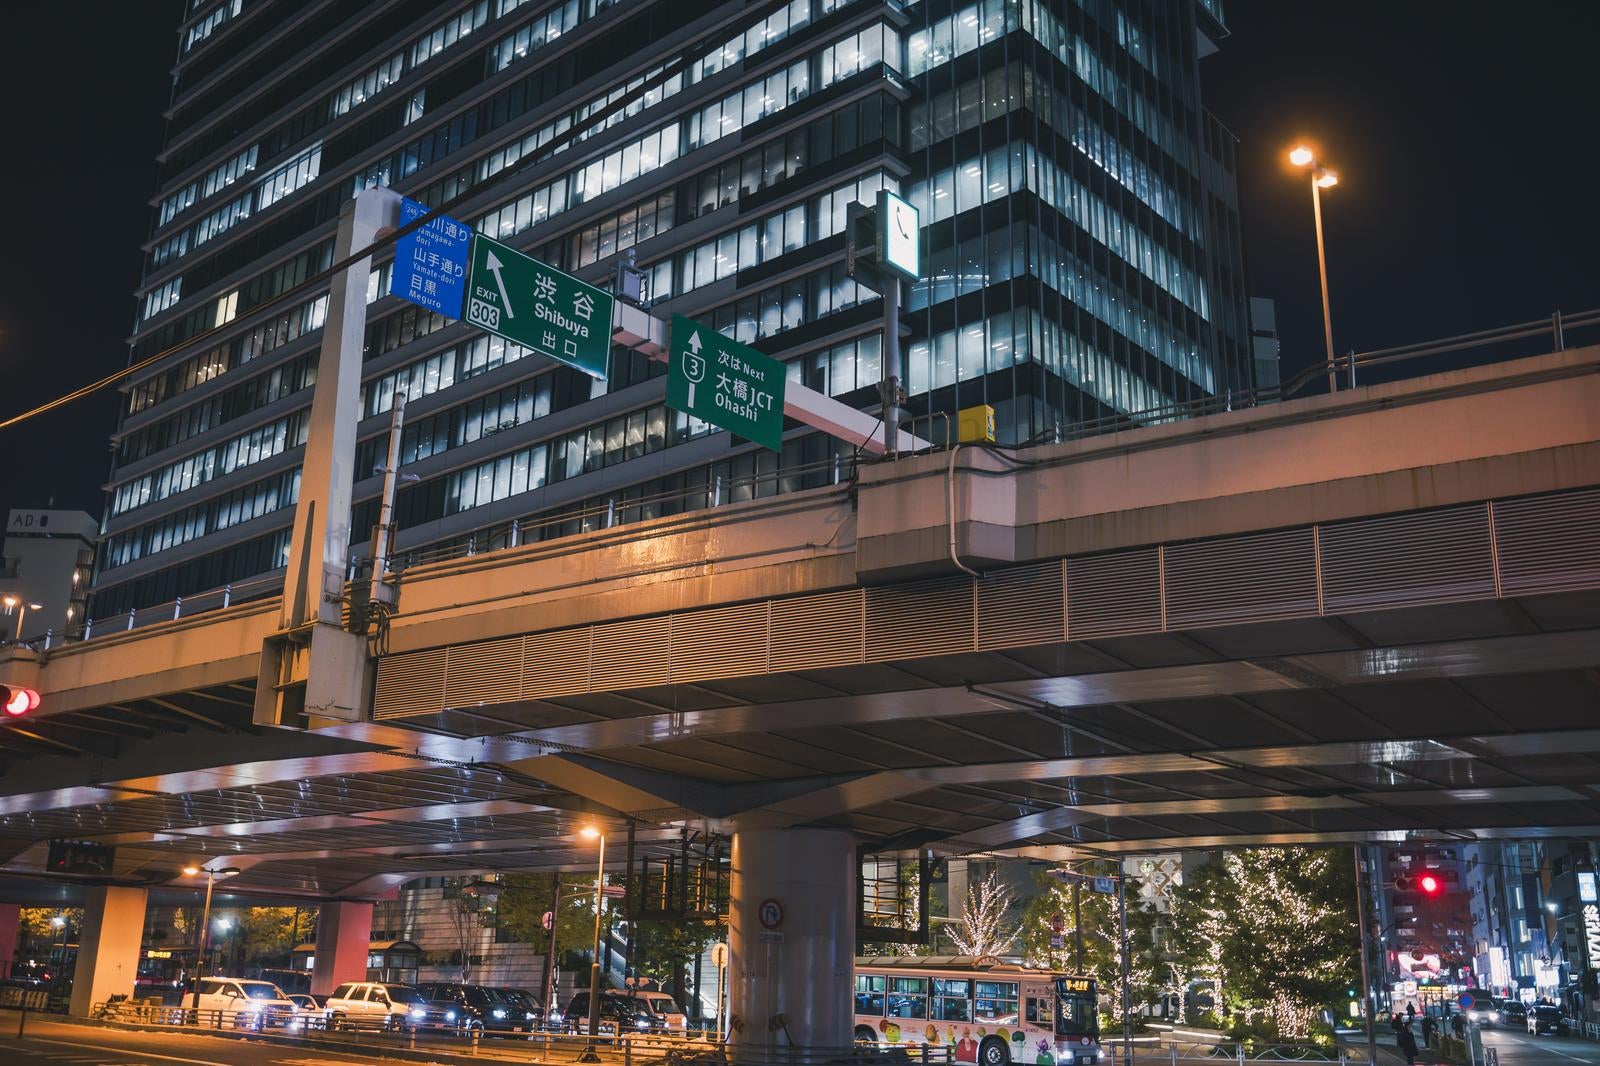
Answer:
(1418, 874, 1441, 895)
(1, 686, 40, 717)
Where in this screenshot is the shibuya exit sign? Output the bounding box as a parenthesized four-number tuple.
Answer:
(464, 235, 612, 379)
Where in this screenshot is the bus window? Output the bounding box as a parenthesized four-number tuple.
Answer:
(1026, 994, 1054, 1027)
(933, 978, 972, 1021)
(1054, 979, 1098, 1037)
(889, 977, 928, 1019)
(975, 981, 1019, 1026)
(855, 974, 886, 1016)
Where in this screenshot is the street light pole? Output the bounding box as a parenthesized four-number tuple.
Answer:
(4, 597, 43, 643)
(1289, 145, 1341, 394)
(183, 865, 238, 1017)
(1310, 172, 1337, 394)
(579, 827, 606, 1064)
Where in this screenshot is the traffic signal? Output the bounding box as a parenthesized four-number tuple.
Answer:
(0, 686, 40, 717)
(1394, 872, 1444, 895)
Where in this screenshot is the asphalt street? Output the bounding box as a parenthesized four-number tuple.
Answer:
(1481, 1026, 1600, 1066)
(0, 1015, 531, 1065)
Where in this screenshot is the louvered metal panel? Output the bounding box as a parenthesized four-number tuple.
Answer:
(521, 627, 591, 700)
(1065, 548, 1162, 639)
(373, 647, 447, 719)
(865, 576, 974, 661)
(1164, 528, 1319, 630)
(976, 561, 1064, 649)
(1493, 488, 1600, 596)
(442, 636, 523, 708)
(769, 589, 863, 672)
(589, 616, 670, 691)
(671, 602, 769, 684)
(1319, 503, 1495, 613)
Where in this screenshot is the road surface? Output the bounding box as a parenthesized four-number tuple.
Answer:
(0, 1014, 567, 1064)
(1482, 1026, 1600, 1066)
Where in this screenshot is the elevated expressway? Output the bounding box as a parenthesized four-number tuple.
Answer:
(2, 346, 1599, 902)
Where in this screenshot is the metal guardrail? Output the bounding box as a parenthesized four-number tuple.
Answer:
(51, 307, 1597, 648)
(389, 453, 856, 572)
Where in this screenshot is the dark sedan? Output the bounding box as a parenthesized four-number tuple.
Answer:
(1499, 1001, 1526, 1027)
(1527, 1005, 1568, 1036)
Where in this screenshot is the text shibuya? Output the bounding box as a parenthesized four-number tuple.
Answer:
(533, 301, 590, 337)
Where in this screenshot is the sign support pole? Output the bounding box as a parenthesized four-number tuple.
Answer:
(1353, 846, 1378, 1066)
(1119, 869, 1131, 1066)
(368, 391, 408, 609)
(255, 187, 400, 726)
(880, 276, 902, 455)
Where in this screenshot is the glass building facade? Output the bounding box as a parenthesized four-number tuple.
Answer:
(93, 0, 1251, 616)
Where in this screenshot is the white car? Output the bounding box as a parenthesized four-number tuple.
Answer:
(629, 991, 687, 1030)
(193, 977, 299, 1029)
(323, 981, 456, 1032)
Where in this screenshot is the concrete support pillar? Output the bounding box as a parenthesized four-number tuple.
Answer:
(0, 903, 19, 978)
(310, 901, 373, 996)
(68, 886, 148, 1017)
(729, 828, 856, 1049)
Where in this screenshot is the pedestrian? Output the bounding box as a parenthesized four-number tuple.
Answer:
(1422, 1013, 1436, 1047)
(1398, 1021, 1419, 1066)
(1407, 1002, 1417, 1022)
(1391, 1012, 1405, 1036)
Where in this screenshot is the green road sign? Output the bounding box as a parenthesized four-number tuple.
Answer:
(666, 314, 787, 452)
(464, 235, 612, 379)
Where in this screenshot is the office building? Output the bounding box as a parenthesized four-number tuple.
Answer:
(93, 0, 1256, 616)
(1, 508, 97, 642)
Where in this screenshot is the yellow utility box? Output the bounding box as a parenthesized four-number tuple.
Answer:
(957, 404, 995, 444)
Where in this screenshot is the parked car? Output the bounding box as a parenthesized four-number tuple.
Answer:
(323, 981, 456, 1032)
(1500, 1001, 1527, 1027)
(1527, 1004, 1568, 1036)
(563, 990, 663, 1034)
(417, 982, 537, 1036)
(495, 987, 547, 1029)
(192, 977, 298, 1029)
(286, 994, 324, 1028)
(626, 990, 686, 1030)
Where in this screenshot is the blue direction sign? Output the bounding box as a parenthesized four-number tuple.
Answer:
(389, 195, 471, 317)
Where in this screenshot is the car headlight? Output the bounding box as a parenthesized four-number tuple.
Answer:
(493, 1008, 508, 1019)
(636, 1019, 649, 1029)
(526, 1012, 535, 1020)
(410, 1008, 426, 1020)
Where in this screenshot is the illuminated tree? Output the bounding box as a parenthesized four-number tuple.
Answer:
(1019, 867, 1163, 1028)
(947, 870, 1019, 958)
(1167, 848, 1359, 1040)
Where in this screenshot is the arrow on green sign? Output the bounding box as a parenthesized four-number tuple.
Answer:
(666, 314, 787, 452)
(464, 235, 612, 379)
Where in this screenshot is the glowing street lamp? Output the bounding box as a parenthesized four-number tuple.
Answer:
(3, 596, 44, 642)
(183, 864, 239, 1017)
(1288, 144, 1343, 392)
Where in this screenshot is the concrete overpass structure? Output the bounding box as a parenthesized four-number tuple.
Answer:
(3, 344, 1598, 1034)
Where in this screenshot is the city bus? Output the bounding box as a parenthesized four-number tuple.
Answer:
(855, 957, 1102, 1066)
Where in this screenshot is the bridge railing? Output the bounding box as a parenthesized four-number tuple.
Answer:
(58, 307, 1598, 647)
(386, 453, 855, 573)
(9, 572, 285, 653)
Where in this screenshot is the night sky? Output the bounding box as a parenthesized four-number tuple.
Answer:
(1, 1, 1596, 518)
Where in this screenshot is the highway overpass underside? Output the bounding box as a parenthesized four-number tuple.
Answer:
(0, 349, 1596, 905)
